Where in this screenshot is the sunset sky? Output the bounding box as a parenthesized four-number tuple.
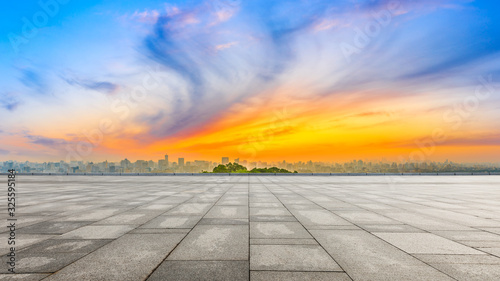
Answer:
(1, 0, 499, 163)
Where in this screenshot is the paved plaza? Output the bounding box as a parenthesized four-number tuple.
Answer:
(1, 175, 500, 280)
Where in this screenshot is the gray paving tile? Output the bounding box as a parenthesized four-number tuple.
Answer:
(95, 211, 162, 225)
(45, 234, 185, 281)
(250, 244, 342, 271)
(250, 222, 311, 239)
(291, 210, 352, 226)
(17, 221, 93, 235)
(147, 261, 249, 281)
(250, 216, 297, 222)
(415, 254, 500, 264)
(20, 239, 111, 253)
(335, 210, 399, 224)
(129, 228, 191, 234)
(1, 252, 85, 273)
(168, 225, 248, 260)
(166, 203, 213, 216)
(432, 231, 500, 241)
(57, 225, 135, 239)
(250, 238, 318, 245)
(374, 233, 485, 255)
(479, 248, 500, 257)
(199, 218, 248, 225)
(140, 216, 201, 228)
(361, 224, 424, 233)
(0, 274, 49, 280)
(250, 271, 351, 281)
(431, 263, 500, 281)
(311, 230, 454, 280)
(250, 208, 292, 216)
(205, 206, 248, 219)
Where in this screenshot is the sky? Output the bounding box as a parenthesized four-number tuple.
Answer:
(1, 0, 500, 163)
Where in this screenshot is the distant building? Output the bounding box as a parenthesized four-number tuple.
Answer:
(164, 154, 169, 167)
(222, 157, 229, 165)
(234, 158, 239, 164)
(178, 158, 184, 167)
(158, 160, 167, 170)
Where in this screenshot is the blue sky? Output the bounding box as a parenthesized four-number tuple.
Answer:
(1, 0, 500, 162)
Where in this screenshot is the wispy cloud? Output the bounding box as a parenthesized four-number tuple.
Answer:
(131, 9, 160, 23)
(25, 134, 71, 150)
(63, 77, 120, 94)
(1, 93, 22, 112)
(18, 68, 46, 93)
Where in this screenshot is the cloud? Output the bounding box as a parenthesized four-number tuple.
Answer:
(3, 101, 21, 111)
(24, 134, 71, 150)
(1, 93, 22, 112)
(138, 1, 330, 138)
(19, 68, 46, 93)
(131, 9, 160, 24)
(0, 149, 8, 155)
(64, 77, 120, 94)
(215, 41, 238, 51)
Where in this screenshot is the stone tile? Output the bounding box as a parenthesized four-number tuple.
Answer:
(479, 248, 500, 257)
(147, 261, 249, 281)
(95, 211, 161, 225)
(432, 231, 500, 241)
(250, 208, 292, 216)
(291, 210, 352, 226)
(361, 224, 424, 233)
(58, 208, 125, 221)
(57, 225, 134, 239)
(304, 225, 360, 230)
(18, 221, 93, 234)
(0, 274, 49, 280)
(129, 228, 190, 234)
(311, 230, 454, 281)
(374, 233, 484, 255)
(250, 238, 318, 245)
(1, 252, 85, 273)
(199, 218, 248, 225)
(21, 239, 111, 253)
(335, 210, 398, 224)
(250, 203, 283, 208)
(0, 234, 54, 255)
(140, 216, 201, 229)
(250, 271, 351, 281)
(166, 203, 213, 216)
(250, 222, 311, 239)
(168, 225, 248, 260)
(250, 244, 341, 271)
(460, 241, 500, 247)
(44, 234, 185, 281)
(431, 263, 500, 281)
(250, 216, 297, 222)
(415, 254, 500, 264)
(205, 206, 248, 219)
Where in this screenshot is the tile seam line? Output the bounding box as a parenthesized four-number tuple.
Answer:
(261, 181, 355, 281)
(308, 182, 461, 281)
(143, 179, 237, 280)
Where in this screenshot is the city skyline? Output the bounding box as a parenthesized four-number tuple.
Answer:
(2, 156, 499, 174)
(1, 1, 500, 163)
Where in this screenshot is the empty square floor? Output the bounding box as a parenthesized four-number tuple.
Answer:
(1, 175, 500, 280)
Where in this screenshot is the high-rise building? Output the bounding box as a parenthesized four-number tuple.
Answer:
(234, 158, 239, 164)
(178, 158, 185, 167)
(158, 159, 167, 170)
(165, 154, 169, 167)
(222, 157, 229, 165)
